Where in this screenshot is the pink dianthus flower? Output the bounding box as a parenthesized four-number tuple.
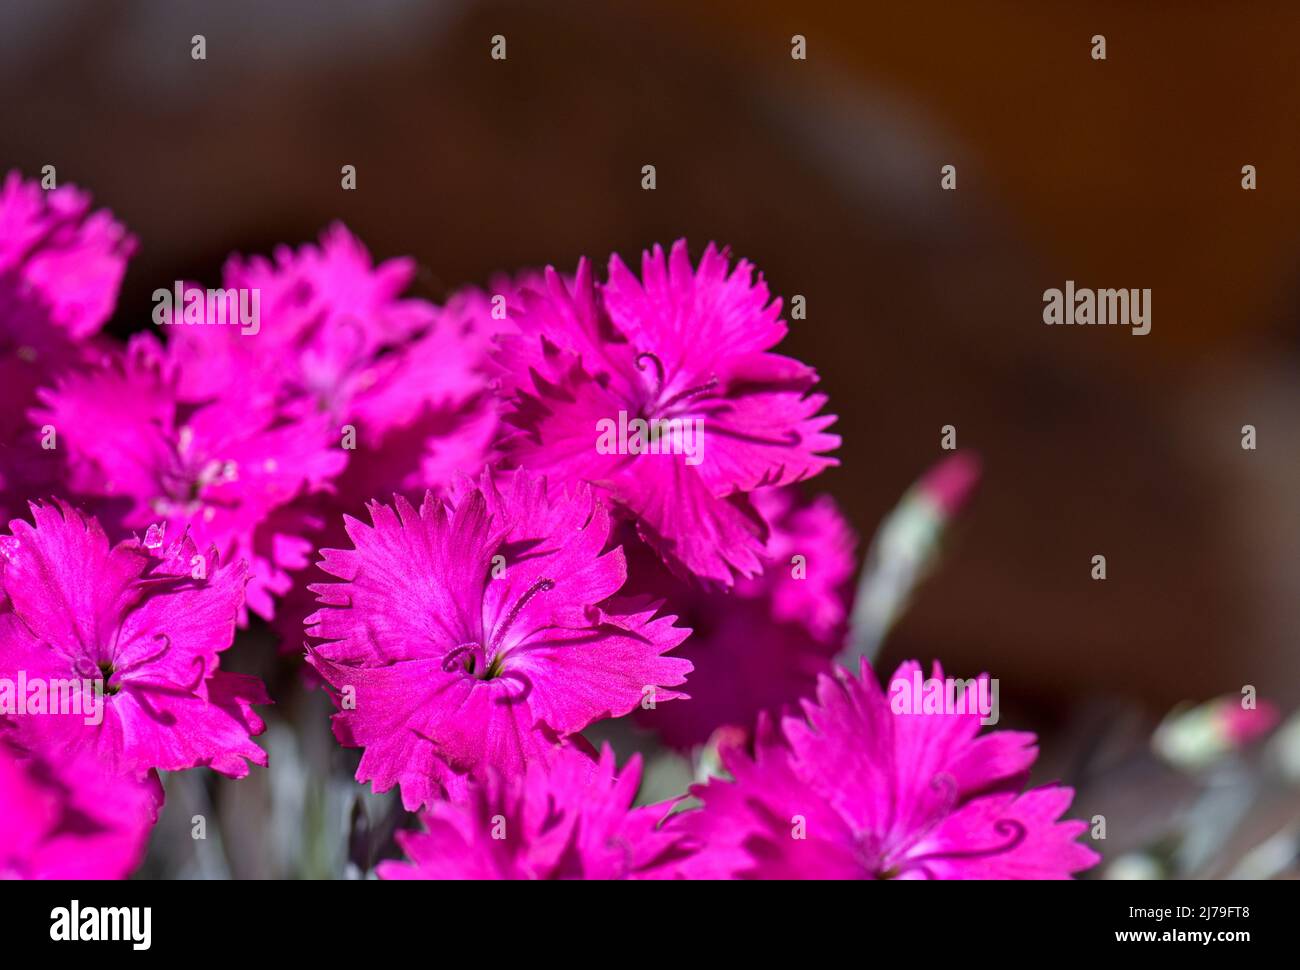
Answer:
(0, 501, 268, 779)
(493, 241, 838, 586)
(673, 660, 1100, 879)
(306, 470, 692, 808)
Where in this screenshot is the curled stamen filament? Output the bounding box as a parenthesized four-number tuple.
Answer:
(893, 818, 1028, 879)
(490, 577, 555, 653)
(658, 376, 719, 412)
(635, 352, 666, 395)
(442, 641, 484, 674)
(114, 633, 173, 678)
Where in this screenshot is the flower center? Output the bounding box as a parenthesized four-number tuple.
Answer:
(152, 428, 239, 520)
(97, 661, 120, 696)
(444, 576, 555, 681)
(634, 351, 718, 419)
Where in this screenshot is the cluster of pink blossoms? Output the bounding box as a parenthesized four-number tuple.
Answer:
(0, 171, 1098, 879)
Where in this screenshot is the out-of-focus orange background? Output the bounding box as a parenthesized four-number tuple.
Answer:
(4, 1, 1299, 729)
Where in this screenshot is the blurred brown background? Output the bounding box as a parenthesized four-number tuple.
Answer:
(4, 0, 1299, 735)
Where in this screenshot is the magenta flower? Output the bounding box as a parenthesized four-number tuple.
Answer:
(673, 660, 1100, 879)
(0, 341, 61, 525)
(0, 170, 135, 341)
(136, 237, 519, 632)
(358, 274, 539, 428)
(634, 486, 857, 749)
(226, 222, 434, 345)
(268, 276, 535, 654)
(269, 399, 501, 657)
(32, 334, 346, 619)
(493, 241, 839, 586)
(1, 171, 135, 523)
(0, 500, 268, 778)
(318, 275, 533, 490)
(377, 745, 687, 880)
(168, 224, 436, 433)
(0, 741, 159, 879)
(306, 470, 692, 808)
